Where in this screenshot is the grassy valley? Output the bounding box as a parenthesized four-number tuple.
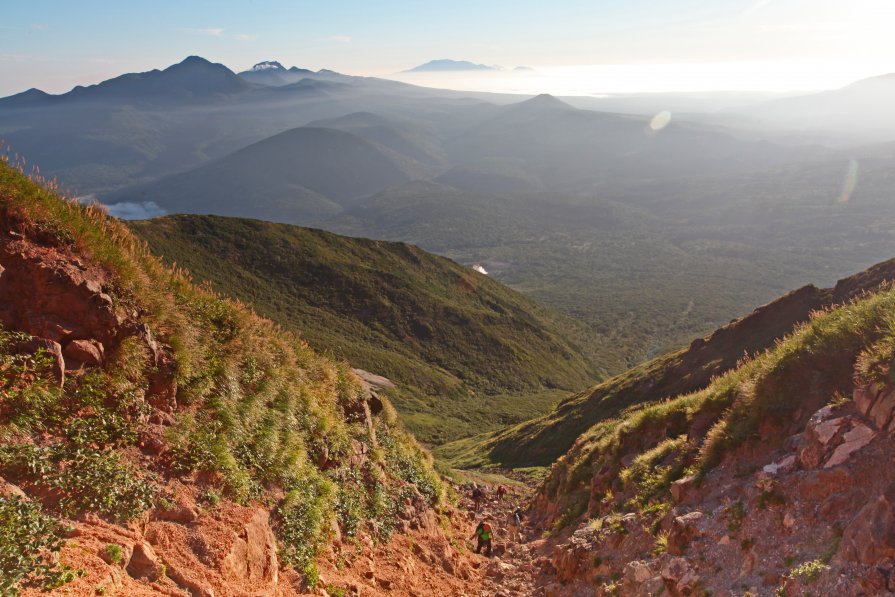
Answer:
(129, 214, 598, 444)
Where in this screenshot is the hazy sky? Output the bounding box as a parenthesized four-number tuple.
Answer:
(2, 0, 894, 97)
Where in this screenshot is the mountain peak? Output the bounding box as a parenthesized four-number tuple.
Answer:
(405, 59, 499, 73)
(251, 60, 285, 72)
(176, 55, 214, 68)
(514, 93, 574, 111)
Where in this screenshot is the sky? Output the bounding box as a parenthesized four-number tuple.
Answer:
(2, 0, 895, 97)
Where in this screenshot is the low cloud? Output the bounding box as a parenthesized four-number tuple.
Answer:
(330, 35, 352, 43)
(235, 33, 256, 41)
(103, 201, 167, 220)
(472, 264, 489, 275)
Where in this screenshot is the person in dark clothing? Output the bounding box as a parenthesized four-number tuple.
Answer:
(471, 486, 485, 512)
(509, 507, 523, 542)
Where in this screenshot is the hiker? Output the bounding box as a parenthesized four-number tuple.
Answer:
(496, 484, 507, 502)
(471, 520, 494, 556)
(509, 507, 523, 542)
(471, 485, 485, 512)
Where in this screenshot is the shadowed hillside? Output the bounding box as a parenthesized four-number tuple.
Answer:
(128, 214, 598, 444)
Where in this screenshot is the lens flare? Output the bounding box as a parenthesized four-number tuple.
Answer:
(649, 110, 672, 132)
(838, 159, 859, 203)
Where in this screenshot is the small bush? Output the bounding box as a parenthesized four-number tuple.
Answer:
(725, 500, 746, 533)
(276, 470, 334, 573)
(104, 544, 123, 565)
(788, 559, 829, 583)
(0, 495, 76, 595)
(0, 444, 156, 521)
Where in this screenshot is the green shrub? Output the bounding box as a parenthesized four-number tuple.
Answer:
(53, 448, 157, 521)
(0, 444, 156, 521)
(276, 470, 334, 573)
(0, 495, 76, 595)
(788, 559, 829, 583)
(104, 544, 123, 565)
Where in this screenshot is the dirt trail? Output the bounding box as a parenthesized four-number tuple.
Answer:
(456, 484, 548, 597)
(310, 478, 554, 597)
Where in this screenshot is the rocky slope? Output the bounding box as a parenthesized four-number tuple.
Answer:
(0, 159, 470, 595)
(517, 264, 895, 595)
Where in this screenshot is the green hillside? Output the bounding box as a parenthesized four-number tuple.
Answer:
(128, 214, 598, 444)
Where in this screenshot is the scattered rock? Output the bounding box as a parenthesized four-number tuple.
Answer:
(671, 476, 700, 504)
(661, 557, 700, 597)
(127, 541, 163, 580)
(63, 338, 105, 367)
(824, 423, 875, 468)
(668, 511, 705, 556)
(839, 479, 895, 564)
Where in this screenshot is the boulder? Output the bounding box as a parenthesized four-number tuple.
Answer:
(854, 383, 882, 416)
(221, 509, 279, 584)
(127, 541, 163, 580)
(823, 423, 875, 468)
(661, 557, 700, 597)
(622, 560, 665, 597)
(11, 336, 64, 386)
(869, 390, 895, 430)
(0, 475, 27, 499)
(670, 476, 700, 504)
(839, 480, 895, 564)
(668, 511, 705, 556)
(762, 455, 797, 476)
(63, 338, 105, 367)
(151, 501, 199, 524)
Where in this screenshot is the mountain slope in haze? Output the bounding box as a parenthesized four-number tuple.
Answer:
(741, 72, 895, 141)
(406, 59, 499, 72)
(442, 94, 812, 191)
(0, 160, 445, 594)
(128, 214, 598, 444)
(437, 257, 895, 468)
(308, 112, 449, 169)
(109, 126, 423, 222)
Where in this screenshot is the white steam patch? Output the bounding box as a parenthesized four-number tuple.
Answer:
(104, 202, 167, 220)
(472, 264, 488, 275)
(649, 110, 672, 131)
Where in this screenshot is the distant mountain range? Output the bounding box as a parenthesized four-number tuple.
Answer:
(4, 55, 895, 381)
